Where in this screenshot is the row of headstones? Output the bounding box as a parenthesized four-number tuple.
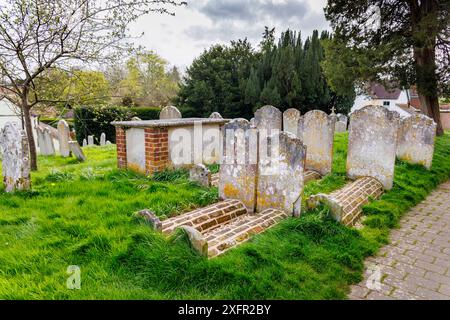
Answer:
(37, 120, 86, 161)
(159, 105, 223, 120)
(82, 133, 111, 147)
(252, 105, 436, 176)
(216, 105, 436, 215)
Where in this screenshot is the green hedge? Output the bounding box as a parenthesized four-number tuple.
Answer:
(130, 107, 160, 120)
(40, 117, 74, 129)
(74, 106, 160, 145)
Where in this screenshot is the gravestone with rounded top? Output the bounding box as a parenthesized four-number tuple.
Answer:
(82, 139, 87, 147)
(283, 108, 301, 136)
(209, 112, 222, 119)
(397, 114, 436, 169)
(42, 128, 55, 155)
(298, 110, 336, 176)
(347, 105, 400, 190)
(0, 122, 31, 192)
(219, 119, 258, 213)
(57, 120, 71, 157)
(159, 105, 182, 119)
(254, 105, 282, 133)
(100, 132, 106, 146)
(88, 135, 94, 146)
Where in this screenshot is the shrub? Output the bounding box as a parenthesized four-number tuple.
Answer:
(130, 107, 160, 120)
(74, 106, 134, 144)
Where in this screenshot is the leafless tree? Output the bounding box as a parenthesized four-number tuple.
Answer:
(0, 0, 186, 170)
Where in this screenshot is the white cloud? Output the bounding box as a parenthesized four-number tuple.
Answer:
(128, 0, 329, 69)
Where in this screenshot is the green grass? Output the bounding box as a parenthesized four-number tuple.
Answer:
(0, 133, 449, 299)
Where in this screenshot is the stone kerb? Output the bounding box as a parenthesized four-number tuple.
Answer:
(256, 131, 306, 216)
(283, 108, 301, 136)
(0, 122, 31, 192)
(218, 119, 258, 213)
(347, 105, 400, 190)
(396, 114, 436, 169)
(298, 110, 336, 176)
(254, 105, 282, 133)
(160, 105, 182, 119)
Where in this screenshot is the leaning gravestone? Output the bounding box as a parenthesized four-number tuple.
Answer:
(57, 120, 71, 157)
(100, 132, 106, 146)
(254, 105, 282, 134)
(219, 119, 258, 213)
(397, 114, 436, 170)
(42, 128, 55, 156)
(189, 164, 211, 187)
(37, 126, 46, 153)
(283, 108, 301, 136)
(69, 141, 87, 162)
(209, 112, 223, 119)
(0, 122, 31, 192)
(347, 105, 400, 190)
(298, 110, 336, 176)
(88, 135, 94, 146)
(159, 106, 182, 120)
(256, 131, 306, 216)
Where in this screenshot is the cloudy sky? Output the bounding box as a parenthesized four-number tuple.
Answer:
(129, 0, 329, 69)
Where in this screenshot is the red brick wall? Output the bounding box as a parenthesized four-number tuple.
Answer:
(116, 127, 127, 169)
(145, 127, 169, 175)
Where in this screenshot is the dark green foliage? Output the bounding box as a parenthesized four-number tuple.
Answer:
(130, 107, 160, 120)
(74, 106, 159, 145)
(74, 106, 133, 145)
(177, 28, 356, 118)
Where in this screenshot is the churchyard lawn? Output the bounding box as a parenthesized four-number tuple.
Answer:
(0, 133, 449, 299)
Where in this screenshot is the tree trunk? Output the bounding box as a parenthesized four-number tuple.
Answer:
(413, 47, 444, 136)
(21, 95, 38, 171)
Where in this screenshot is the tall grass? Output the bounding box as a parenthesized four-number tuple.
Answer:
(0, 133, 448, 299)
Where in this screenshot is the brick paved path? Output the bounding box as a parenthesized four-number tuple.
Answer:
(349, 180, 450, 300)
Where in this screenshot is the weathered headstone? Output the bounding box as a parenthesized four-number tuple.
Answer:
(88, 135, 94, 146)
(131, 116, 142, 121)
(397, 114, 436, 169)
(0, 122, 31, 192)
(254, 105, 282, 133)
(250, 118, 256, 127)
(256, 131, 306, 216)
(189, 164, 211, 187)
(283, 108, 301, 136)
(42, 128, 55, 155)
(57, 120, 71, 157)
(334, 114, 348, 132)
(209, 112, 222, 119)
(100, 132, 106, 146)
(37, 126, 46, 153)
(82, 139, 87, 147)
(68, 141, 87, 162)
(159, 105, 182, 119)
(219, 119, 258, 213)
(298, 110, 336, 176)
(347, 105, 400, 190)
